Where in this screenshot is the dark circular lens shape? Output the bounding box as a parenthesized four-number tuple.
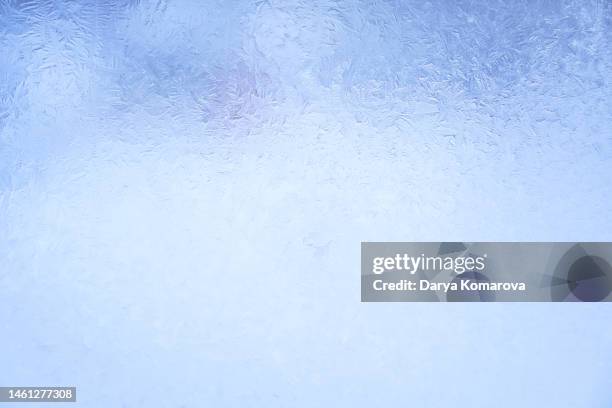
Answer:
(567, 256, 612, 302)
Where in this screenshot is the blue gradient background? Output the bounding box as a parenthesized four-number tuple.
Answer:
(1, 0, 612, 406)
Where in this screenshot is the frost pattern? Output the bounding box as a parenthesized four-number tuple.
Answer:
(1, 1, 612, 407)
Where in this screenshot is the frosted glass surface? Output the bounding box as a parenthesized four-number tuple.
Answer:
(1, 1, 612, 406)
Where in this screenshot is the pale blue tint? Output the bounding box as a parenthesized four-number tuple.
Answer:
(1, 0, 612, 406)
